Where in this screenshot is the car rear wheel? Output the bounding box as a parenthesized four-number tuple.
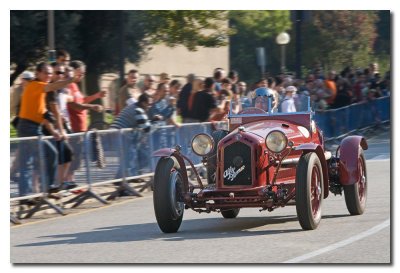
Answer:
(221, 208, 240, 218)
(344, 148, 367, 215)
(153, 157, 184, 233)
(207, 130, 229, 184)
(295, 152, 324, 230)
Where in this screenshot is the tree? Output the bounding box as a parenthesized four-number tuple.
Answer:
(144, 10, 233, 51)
(10, 10, 232, 123)
(10, 11, 82, 85)
(228, 11, 291, 84)
(10, 11, 48, 85)
(301, 11, 379, 72)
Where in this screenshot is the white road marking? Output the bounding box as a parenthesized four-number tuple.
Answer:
(367, 158, 390, 163)
(370, 155, 390, 160)
(283, 219, 390, 263)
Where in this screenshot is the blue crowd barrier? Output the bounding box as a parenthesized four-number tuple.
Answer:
(10, 97, 389, 204)
(314, 96, 390, 138)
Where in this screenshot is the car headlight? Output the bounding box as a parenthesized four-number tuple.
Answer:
(191, 133, 214, 156)
(265, 131, 287, 153)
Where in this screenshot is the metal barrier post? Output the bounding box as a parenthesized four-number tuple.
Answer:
(149, 128, 156, 171)
(10, 215, 21, 225)
(65, 131, 109, 207)
(24, 135, 66, 218)
(106, 129, 142, 200)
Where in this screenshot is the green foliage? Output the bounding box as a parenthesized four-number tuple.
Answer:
(73, 11, 149, 75)
(229, 10, 291, 38)
(10, 10, 232, 123)
(10, 10, 231, 79)
(10, 10, 391, 93)
(10, 11, 47, 83)
(229, 11, 291, 84)
(302, 11, 380, 72)
(145, 11, 233, 51)
(229, 10, 390, 83)
(10, 121, 17, 138)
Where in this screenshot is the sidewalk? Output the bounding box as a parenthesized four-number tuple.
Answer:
(11, 180, 153, 225)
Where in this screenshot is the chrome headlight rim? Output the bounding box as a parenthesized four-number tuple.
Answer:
(265, 130, 288, 153)
(191, 133, 214, 156)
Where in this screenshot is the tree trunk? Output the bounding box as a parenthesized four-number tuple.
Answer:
(84, 70, 105, 126)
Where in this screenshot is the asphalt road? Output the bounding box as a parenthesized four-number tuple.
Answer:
(10, 132, 391, 263)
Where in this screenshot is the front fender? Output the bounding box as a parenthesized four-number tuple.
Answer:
(339, 136, 368, 186)
(152, 148, 204, 191)
(152, 148, 176, 158)
(296, 143, 329, 199)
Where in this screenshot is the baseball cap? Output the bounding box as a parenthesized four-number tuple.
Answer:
(21, 71, 34, 80)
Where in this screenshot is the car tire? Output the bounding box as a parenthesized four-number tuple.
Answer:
(153, 157, 184, 233)
(295, 152, 324, 230)
(344, 147, 367, 215)
(221, 208, 240, 218)
(207, 130, 229, 185)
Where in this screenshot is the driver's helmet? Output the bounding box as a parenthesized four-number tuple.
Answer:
(251, 87, 274, 111)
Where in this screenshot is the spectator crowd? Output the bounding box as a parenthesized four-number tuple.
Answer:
(10, 49, 390, 199)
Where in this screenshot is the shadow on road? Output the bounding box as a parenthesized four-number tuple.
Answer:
(15, 213, 353, 248)
(15, 215, 303, 247)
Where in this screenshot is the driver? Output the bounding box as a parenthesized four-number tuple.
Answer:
(251, 87, 275, 111)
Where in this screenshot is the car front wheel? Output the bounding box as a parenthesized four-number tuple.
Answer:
(153, 157, 184, 233)
(295, 152, 324, 230)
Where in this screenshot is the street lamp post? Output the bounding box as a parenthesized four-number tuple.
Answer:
(276, 32, 290, 73)
(47, 10, 55, 63)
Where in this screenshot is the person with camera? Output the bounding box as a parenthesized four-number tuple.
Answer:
(17, 62, 74, 197)
(111, 93, 154, 181)
(148, 82, 181, 128)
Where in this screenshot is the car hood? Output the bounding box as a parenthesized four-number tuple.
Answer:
(232, 119, 312, 143)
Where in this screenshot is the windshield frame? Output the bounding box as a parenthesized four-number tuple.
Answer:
(227, 96, 312, 118)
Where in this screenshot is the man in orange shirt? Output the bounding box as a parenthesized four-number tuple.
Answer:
(324, 70, 337, 106)
(17, 62, 73, 196)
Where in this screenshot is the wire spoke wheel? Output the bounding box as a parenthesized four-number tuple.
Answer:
(153, 157, 184, 233)
(296, 152, 324, 230)
(311, 165, 322, 219)
(344, 147, 367, 215)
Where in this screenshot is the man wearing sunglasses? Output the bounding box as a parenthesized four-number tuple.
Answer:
(42, 62, 76, 190)
(56, 49, 71, 67)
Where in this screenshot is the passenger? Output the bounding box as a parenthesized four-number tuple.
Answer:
(281, 86, 297, 113)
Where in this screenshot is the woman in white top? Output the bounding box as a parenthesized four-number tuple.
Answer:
(281, 86, 297, 113)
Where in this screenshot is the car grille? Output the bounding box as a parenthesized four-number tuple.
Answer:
(223, 142, 252, 186)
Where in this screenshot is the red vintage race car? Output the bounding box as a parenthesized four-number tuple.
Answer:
(152, 91, 368, 233)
